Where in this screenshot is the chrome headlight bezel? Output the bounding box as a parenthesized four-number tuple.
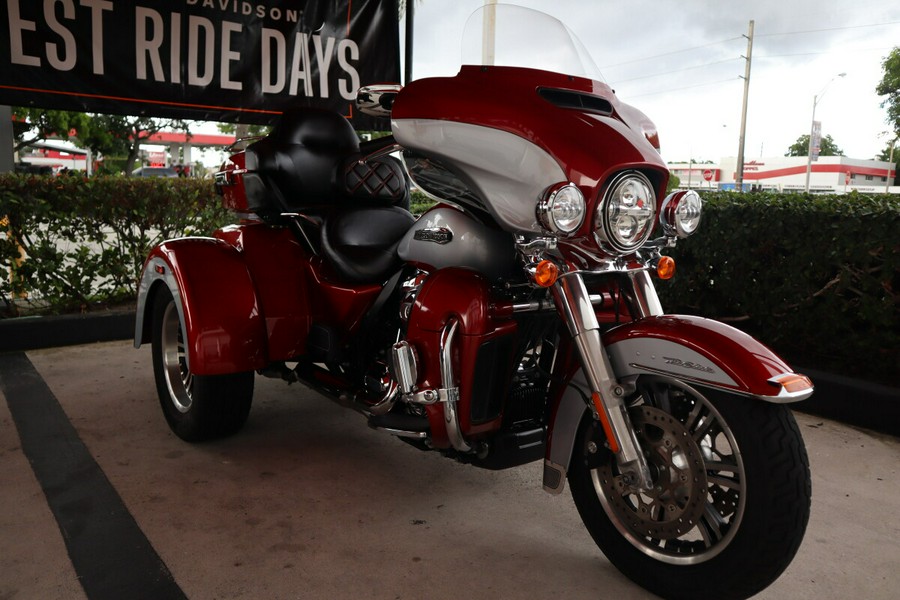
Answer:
(536, 182, 586, 236)
(595, 171, 657, 254)
(659, 189, 702, 238)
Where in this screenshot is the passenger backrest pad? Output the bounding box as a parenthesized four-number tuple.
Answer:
(245, 108, 361, 210)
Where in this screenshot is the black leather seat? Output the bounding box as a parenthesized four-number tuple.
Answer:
(243, 108, 413, 283)
(321, 206, 414, 283)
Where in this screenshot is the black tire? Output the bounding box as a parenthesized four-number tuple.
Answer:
(150, 286, 254, 442)
(569, 376, 810, 600)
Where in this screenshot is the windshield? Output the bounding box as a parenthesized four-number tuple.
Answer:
(460, 4, 605, 82)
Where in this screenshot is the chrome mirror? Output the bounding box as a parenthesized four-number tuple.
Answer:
(356, 84, 403, 118)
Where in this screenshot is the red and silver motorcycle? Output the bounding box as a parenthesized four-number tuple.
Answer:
(135, 6, 811, 599)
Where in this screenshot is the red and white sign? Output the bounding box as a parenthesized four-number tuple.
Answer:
(703, 169, 713, 182)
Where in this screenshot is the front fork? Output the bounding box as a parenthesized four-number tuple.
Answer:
(551, 271, 656, 491)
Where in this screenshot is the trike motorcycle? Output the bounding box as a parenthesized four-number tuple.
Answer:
(135, 5, 812, 599)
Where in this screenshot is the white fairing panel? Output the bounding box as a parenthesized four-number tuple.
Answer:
(392, 118, 566, 233)
(606, 338, 737, 387)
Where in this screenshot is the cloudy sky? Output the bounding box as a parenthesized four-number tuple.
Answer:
(402, 0, 900, 163)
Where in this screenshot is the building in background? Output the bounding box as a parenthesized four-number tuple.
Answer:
(669, 156, 897, 194)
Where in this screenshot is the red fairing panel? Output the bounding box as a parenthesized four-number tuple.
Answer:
(138, 238, 268, 375)
(406, 268, 517, 447)
(603, 315, 807, 399)
(391, 65, 669, 218)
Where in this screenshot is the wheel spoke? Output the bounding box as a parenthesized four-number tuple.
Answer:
(708, 475, 741, 490)
(692, 413, 715, 441)
(698, 503, 726, 547)
(683, 400, 704, 432)
(705, 460, 736, 473)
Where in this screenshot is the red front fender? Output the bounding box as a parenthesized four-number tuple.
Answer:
(541, 315, 812, 494)
(604, 315, 812, 401)
(134, 237, 267, 375)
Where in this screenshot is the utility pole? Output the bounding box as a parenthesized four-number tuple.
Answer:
(887, 136, 897, 194)
(735, 20, 754, 193)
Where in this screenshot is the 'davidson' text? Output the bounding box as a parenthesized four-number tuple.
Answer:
(186, 0, 301, 25)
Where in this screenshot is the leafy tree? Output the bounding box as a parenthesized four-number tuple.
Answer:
(875, 46, 900, 137)
(11, 108, 91, 153)
(216, 122, 271, 138)
(784, 134, 843, 157)
(78, 115, 189, 175)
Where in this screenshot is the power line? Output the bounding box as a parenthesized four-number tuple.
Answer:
(756, 20, 900, 37)
(757, 46, 895, 59)
(622, 77, 740, 99)
(612, 57, 741, 84)
(600, 36, 742, 69)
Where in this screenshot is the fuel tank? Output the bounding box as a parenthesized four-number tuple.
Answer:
(397, 206, 517, 281)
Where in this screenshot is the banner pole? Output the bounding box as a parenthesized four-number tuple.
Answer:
(404, 0, 415, 84)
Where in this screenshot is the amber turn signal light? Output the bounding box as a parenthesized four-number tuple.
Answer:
(771, 373, 813, 393)
(656, 256, 676, 280)
(534, 260, 559, 287)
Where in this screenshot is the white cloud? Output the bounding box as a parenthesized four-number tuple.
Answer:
(405, 0, 900, 161)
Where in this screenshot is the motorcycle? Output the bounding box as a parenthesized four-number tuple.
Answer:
(135, 5, 811, 599)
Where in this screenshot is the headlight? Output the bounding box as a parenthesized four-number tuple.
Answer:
(595, 171, 657, 253)
(659, 189, 702, 238)
(537, 182, 585, 235)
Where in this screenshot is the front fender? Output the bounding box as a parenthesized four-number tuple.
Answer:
(134, 237, 267, 375)
(542, 315, 813, 494)
(603, 315, 813, 402)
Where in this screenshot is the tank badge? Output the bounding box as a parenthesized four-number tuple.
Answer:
(414, 227, 453, 244)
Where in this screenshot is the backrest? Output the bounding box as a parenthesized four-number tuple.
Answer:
(243, 108, 408, 212)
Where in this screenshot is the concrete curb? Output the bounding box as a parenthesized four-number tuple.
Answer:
(0, 312, 896, 437)
(796, 367, 899, 438)
(0, 310, 135, 353)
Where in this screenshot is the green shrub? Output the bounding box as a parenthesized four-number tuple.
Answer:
(2, 176, 896, 384)
(657, 191, 899, 384)
(0, 174, 231, 315)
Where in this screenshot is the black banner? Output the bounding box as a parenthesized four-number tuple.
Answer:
(0, 0, 399, 126)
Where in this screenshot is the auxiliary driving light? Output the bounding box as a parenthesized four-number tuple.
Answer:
(537, 183, 585, 235)
(659, 189, 702, 238)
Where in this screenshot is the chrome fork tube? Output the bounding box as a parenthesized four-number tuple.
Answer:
(623, 270, 664, 318)
(551, 273, 653, 490)
(440, 318, 472, 453)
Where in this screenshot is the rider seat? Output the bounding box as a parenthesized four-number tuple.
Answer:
(244, 108, 413, 283)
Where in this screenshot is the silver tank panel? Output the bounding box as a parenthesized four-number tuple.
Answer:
(398, 207, 516, 281)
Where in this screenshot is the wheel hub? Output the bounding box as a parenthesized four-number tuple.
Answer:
(597, 405, 708, 540)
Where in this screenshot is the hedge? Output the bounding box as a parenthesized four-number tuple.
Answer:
(657, 191, 898, 385)
(1, 176, 896, 384)
(0, 174, 231, 315)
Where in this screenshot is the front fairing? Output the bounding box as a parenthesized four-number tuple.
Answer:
(391, 65, 668, 238)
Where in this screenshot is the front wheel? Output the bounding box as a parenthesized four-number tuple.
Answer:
(150, 286, 254, 442)
(569, 376, 810, 600)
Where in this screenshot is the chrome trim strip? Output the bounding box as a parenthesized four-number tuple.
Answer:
(440, 318, 472, 453)
(373, 426, 429, 439)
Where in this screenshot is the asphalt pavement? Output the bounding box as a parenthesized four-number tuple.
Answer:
(1, 340, 898, 600)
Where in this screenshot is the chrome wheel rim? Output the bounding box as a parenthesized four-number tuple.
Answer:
(591, 377, 745, 565)
(160, 301, 193, 413)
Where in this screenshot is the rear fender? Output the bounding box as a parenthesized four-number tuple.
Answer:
(134, 237, 267, 375)
(542, 314, 813, 494)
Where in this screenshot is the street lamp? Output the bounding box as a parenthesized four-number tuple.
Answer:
(804, 72, 846, 193)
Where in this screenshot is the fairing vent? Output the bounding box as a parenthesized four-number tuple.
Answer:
(538, 88, 613, 116)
